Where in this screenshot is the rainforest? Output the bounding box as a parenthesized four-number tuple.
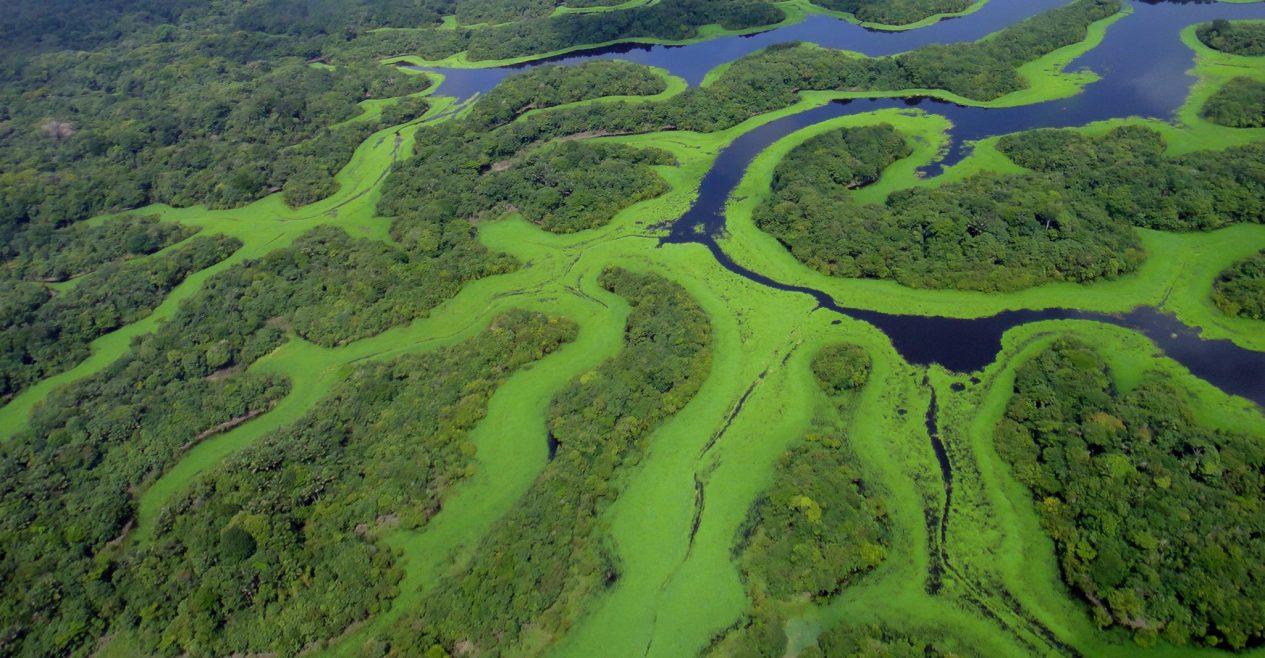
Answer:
(2, 0, 1265, 657)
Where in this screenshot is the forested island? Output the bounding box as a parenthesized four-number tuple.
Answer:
(2, 1, 1265, 658)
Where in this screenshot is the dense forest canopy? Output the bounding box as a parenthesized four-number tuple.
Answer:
(346, 0, 787, 62)
(0, 220, 510, 655)
(806, 624, 981, 658)
(998, 126, 1265, 232)
(0, 214, 204, 399)
(0, 342, 291, 655)
(387, 135, 675, 234)
(1, 55, 432, 235)
(1212, 250, 1265, 320)
(0, 0, 451, 60)
(1197, 18, 1265, 56)
(0, 214, 192, 279)
(0, 233, 240, 399)
(1202, 76, 1265, 128)
(996, 339, 1265, 649)
(754, 124, 1145, 292)
(454, 0, 640, 25)
(0, 0, 536, 243)
(464, 60, 667, 131)
(375, 60, 686, 247)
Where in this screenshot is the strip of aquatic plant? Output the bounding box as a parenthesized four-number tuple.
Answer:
(124, 311, 577, 657)
(370, 268, 712, 657)
(0, 234, 240, 398)
(713, 343, 894, 655)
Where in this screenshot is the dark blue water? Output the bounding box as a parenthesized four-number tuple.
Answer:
(669, 223, 1265, 405)
(419, 0, 1265, 97)
(414, 0, 1066, 96)
(418, 0, 1265, 171)
(413, 0, 1265, 404)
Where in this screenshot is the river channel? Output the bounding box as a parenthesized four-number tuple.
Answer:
(415, 0, 1265, 404)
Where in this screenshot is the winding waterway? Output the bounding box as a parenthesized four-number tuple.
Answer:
(416, 0, 1265, 405)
